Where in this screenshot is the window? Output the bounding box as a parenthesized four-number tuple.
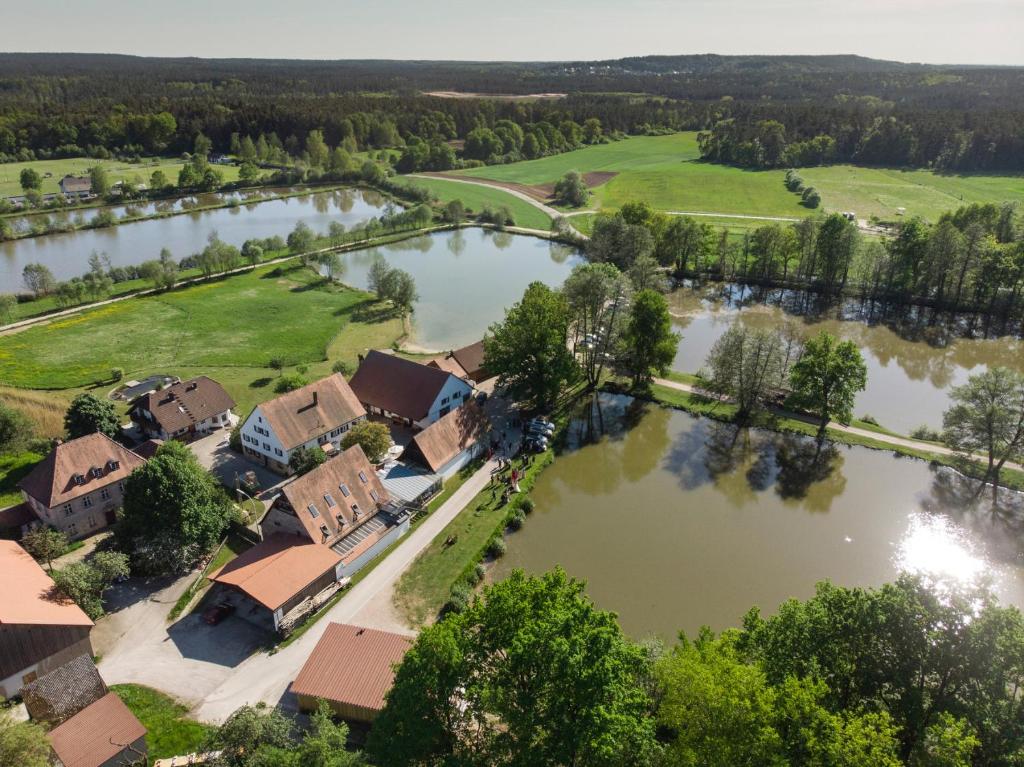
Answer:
(324, 493, 336, 508)
(63, 503, 73, 517)
(453, 391, 461, 399)
(339, 483, 351, 497)
(82, 495, 93, 509)
(88, 515, 97, 529)
(91, 466, 103, 479)
(274, 448, 283, 457)
(358, 471, 368, 484)
(263, 442, 271, 451)
(107, 459, 120, 471)
(72, 474, 85, 486)
(100, 488, 111, 501)
(336, 514, 345, 527)
(351, 503, 360, 519)
(441, 397, 449, 405)
(307, 503, 320, 518)
(370, 489, 380, 503)
(118, 481, 125, 492)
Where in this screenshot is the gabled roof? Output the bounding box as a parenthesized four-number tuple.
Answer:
(59, 175, 92, 193)
(407, 402, 490, 473)
(254, 373, 364, 451)
(48, 692, 146, 767)
(349, 350, 465, 421)
(291, 622, 411, 715)
(0, 541, 93, 627)
(131, 376, 235, 434)
(22, 654, 107, 725)
(277, 444, 390, 545)
(451, 340, 487, 380)
(18, 433, 146, 509)
(426, 354, 469, 379)
(209, 535, 341, 611)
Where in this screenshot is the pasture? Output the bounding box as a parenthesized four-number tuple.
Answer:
(0, 157, 241, 198)
(456, 133, 1022, 222)
(407, 176, 552, 230)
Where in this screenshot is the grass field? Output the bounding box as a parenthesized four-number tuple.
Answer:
(0, 450, 42, 507)
(456, 133, 1022, 222)
(111, 684, 213, 761)
(406, 176, 552, 231)
(0, 157, 241, 198)
(0, 263, 403, 418)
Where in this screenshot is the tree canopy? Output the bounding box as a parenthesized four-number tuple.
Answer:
(621, 289, 679, 385)
(339, 421, 392, 463)
(64, 392, 121, 440)
(788, 331, 868, 435)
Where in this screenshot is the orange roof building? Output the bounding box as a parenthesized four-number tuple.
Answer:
(404, 402, 490, 476)
(48, 692, 147, 767)
(427, 339, 489, 383)
(0, 541, 93, 699)
(129, 375, 235, 441)
(291, 623, 412, 722)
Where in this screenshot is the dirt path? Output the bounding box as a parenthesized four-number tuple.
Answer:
(652, 376, 1024, 473)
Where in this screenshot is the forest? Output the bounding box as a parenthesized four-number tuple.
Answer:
(1, 53, 1022, 171)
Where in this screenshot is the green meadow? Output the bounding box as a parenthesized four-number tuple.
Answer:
(456, 133, 1022, 222)
(407, 176, 552, 230)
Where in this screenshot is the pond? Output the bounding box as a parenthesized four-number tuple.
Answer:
(0, 187, 389, 287)
(669, 285, 1024, 434)
(491, 393, 1024, 639)
(334, 228, 585, 351)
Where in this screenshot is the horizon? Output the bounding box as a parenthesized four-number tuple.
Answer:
(5, 0, 1023, 67)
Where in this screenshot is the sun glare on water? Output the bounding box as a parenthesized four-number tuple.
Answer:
(895, 513, 991, 595)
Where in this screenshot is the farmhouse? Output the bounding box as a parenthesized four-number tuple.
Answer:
(240, 373, 366, 475)
(18, 433, 147, 540)
(22, 654, 107, 725)
(0, 541, 94, 700)
(58, 175, 93, 198)
(427, 339, 490, 384)
(349, 350, 473, 429)
(291, 622, 412, 723)
(404, 402, 490, 478)
(47, 691, 147, 767)
(129, 376, 235, 441)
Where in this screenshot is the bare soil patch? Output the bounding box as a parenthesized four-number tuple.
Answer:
(424, 91, 567, 101)
(583, 171, 618, 188)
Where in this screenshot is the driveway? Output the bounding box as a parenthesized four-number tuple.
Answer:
(188, 430, 284, 497)
(96, 574, 268, 706)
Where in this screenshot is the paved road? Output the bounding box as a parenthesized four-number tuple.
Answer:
(191, 453, 501, 723)
(653, 377, 1024, 472)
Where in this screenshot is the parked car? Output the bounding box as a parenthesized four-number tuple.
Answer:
(526, 422, 554, 438)
(202, 601, 236, 625)
(530, 417, 555, 430)
(524, 435, 548, 453)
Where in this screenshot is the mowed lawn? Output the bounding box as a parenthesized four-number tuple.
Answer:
(0, 264, 403, 394)
(457, 132, 1023, 221)
(406, 176, 552, 231)
(0, 157, 241, 198)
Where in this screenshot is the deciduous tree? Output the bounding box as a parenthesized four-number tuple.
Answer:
(621, 289, 678, 385)
(288, 445, 326, 476)
(64, 392, 121, 439)
(340, 421, 392, 463)
(789, 331, 868, 435)
(705, 325, 787, 418)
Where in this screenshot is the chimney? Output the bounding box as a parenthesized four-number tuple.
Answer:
(187, 381, 197, 391)
(312, 391, 318, 408)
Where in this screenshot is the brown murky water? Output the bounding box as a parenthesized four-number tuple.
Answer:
(669, 287, 1024, 434)
(491, 394, 1024, 639)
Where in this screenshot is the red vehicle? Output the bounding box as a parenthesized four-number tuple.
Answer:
(202, 601, 236, 625)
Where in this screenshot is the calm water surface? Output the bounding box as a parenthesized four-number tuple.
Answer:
(1, 188, 389, 287)
(491, 393, 1024, 639)
(669, 287, 1024, 433)
(335, 229, 584, 350)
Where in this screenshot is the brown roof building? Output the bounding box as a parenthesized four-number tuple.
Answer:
(427, 340, 489, 384)
(349, 350, 474, 429)
(240, 373, 366, 475)
(0, 541, 93, 699)
(48, 691, 147, 767)
(58, 175, 93, 196)
(129, 376, 235, 441)
(22, 654, 107, 725)
(404, 402, 490, 476)
(291, 622, 412, 722)
(18, 433, 146, 541)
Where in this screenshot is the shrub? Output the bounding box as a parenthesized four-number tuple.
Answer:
(910, 425, 942, 442)
(508, 509, 526, 531)
(486, 537, 507, 559)
(860, 414, 879, 426)
(274, 373, 308, 393)
(520, 497, 535, 515)
(444, 582, 473, 615)
(472, 563, 487, 584)
(331, 360, 352, 376)
(801, 187, 821, 208)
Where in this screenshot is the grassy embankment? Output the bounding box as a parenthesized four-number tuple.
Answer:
(0, 261, 405, 428)
(455, 133, 1022, 223)
(403, 176, 552, 231)
(0, 157, 241, 198)
(111, 684, 213, 761)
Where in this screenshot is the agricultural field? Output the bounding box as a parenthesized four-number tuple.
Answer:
(0, 156, 241, 198)
(455, 133, 1022, 222)
(0, 263, 403, 418)
(407, 176, 552, 230)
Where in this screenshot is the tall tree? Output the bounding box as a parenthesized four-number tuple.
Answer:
(484, 282, 577, 409)
(19, 168, 41, 191)
(369, 568, 656, 767)
(563, 263, 629, 386)
(621, 289, 679, 386)
(0, 400, 33, 453)
(705, 325, 787, 418)
(21, 527, 68, 572)
(88, 165, 111, 196)
(788, 331, 868, 436)
(64, 392, 121, 439)
(340, 421, 392, 463)
(22, 263, 56, 297)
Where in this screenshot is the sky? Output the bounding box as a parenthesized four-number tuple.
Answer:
(3, 0, 1022, 66)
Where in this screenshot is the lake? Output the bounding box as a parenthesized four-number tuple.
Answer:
(1, 187, 390, 287)
(491, 393, 1024, 639)
(334, 228, 585, 351)
(669, 285, 1024, 434)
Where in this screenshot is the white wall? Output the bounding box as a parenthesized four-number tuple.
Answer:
(417, 376, 474, 429)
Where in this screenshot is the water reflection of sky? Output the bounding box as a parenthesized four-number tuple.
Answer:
(895, 512, 992, 597)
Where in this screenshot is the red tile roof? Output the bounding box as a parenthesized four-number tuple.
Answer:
(291, 623, 411, 714)
(349, 350, 458, 421)
(451, 340, 487, 380)
(18, 433, 146, 509)
(0, 541, 93, 627)
(408, 402, 490, 473)
(256, 373, 365, 450)
(277, 444, 390, 546)
(48, 692, 146, 767)
(209, 535, 341, 611)
(131, 376, 234, 435)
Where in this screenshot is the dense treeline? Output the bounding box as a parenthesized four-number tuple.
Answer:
(0, 53, 1021, 170)
(586, 201, 1024, 329)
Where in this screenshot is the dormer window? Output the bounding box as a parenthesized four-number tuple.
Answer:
(339, 483, 350, 497)
(351, 504, 360, 521)
(336, 514, 345, 527)
(320, 524, 329, 541)
(307, 503, 320, 518)
(90, 466, 104, 479)
(73, 474, 85, 485)
(107, 459, 120, 471)
(358, 471, 368, 484)
(370, 489, 380, 503)
(324, 493, 336, 508)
